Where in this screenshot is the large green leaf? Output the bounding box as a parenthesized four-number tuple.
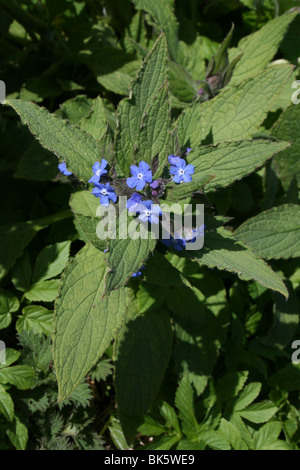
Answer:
(234, 204, 300, 259)
(186, 228, 288, 298)
(229, 11, 298, 85)
(115, 33, 168, 175)
(53, 243, 130, 401)
(187, 140, 289, 192)
(137, 83, 170, 171)
(6, 99, 103, 183)
(271, 104, 300, 190)
(105, 235, 156, 294)
(178, 64, 293, 148)
(70, 190, 107, 251)
(115, 307, 172, 443)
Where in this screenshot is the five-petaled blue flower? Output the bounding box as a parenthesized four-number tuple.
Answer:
(127, 193, 143, 212)
(169, 155, 194, 183)
(135, 200, 162, 224)
(89, 159, 108, 185)
(92, 182, 117, 206)
(126, 161, 152, 191)
(58, 162, 72, 176)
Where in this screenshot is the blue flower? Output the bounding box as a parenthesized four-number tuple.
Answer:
(92, 182, 117, 206)
(135, 200, 162, 224)
(126, 161, 152, 191)
(88, 159, 108, 185)
(169, 156, 194, 184)
(186, 148, 192, 154)
(58, 162, 72, 176)
(161, 236, 186, 251)
(162, 225, 205, 251)
(131, 265, 145, 277)
(127, 193, 143, 212)
(168, 155, 181, 166)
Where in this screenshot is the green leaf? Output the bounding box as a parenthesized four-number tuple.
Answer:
(132, 0, 179, 61)
(115, 33, 168, 175)
(253, 421, 282, 450)
(0, 385, 14, 421)
(187, 140, 290, 192)
(115, 307, 172, 443)
(216, 371, 249, 403)
(25, 279, 60, 302)
(70, 190, 107, 251)
(234, 204, 300, 260)
(165, 175, 214, 201)
(105, 235, 156, 294)
(0, 365, 35, 389)
(186, 228, 288, 298)
(269, 364, 300, 392)
(53, 243, 129, 401)
(6, 99, 102, 183)
(230, 11, 298, 86)
(78, 96, 107, 141)
(271, 104, 300, 190)
(175, 376, 199, 436)
(32, 241, 71, 284)
(218, 419, 248, 450)
(14, 139, 58, 181)
(233, 382, 262, 411)
(11, 251, 32, 292)
(6, 416, 28, 450)
(238, 401, 278, 424)
(178, 64, 293, 148)
(137, 83, 170, 171)
(0, 287, 19, 329)
(16, 305, 53, 337)
(0, 288, 19, 315)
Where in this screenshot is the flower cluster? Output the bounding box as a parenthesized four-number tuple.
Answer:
(89, 159, 117, 207)
(88, 155, 196, 229)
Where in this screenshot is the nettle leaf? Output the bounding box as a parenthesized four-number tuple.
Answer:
(271, 104, 300, 190)
(105, 235, 157, 294)
(188, 140, 289, 192)
(229, 11, 298, 86)
(115, 33, 168, 176)
(178, 64, 293, 147)
(54, 243, 130, 401)
(234, 204, 300, 260)
(132, 0, 179, 61)
(6, 99, 103, 183)
(186, 228, 288, 298)
(25, 279, 60, 302)
(70, 190, 107, 251)
(115, 307, 173, 443)
(14, 139, 58, 181)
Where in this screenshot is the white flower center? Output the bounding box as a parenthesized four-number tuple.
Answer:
(137, 173, 143, 179)
(102, 189, 107, 195)
(96, 169, 101, 176)
(145, 210, 151, 216)
(179, 169, 185, 175)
